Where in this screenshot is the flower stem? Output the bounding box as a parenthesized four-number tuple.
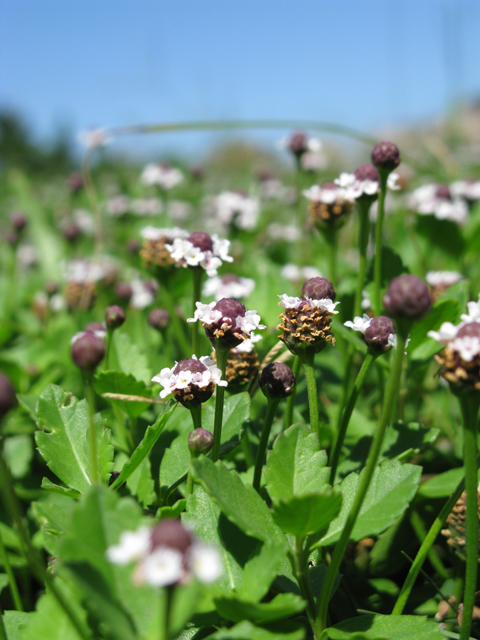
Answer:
(253, 398, 280, 492)
(186, 405, 202, 496)
(191, 268, 203, 355)
(0, 527, 23, 611)
(458, 392, 480, 640)
(84, 373, 99, 484)
(285, 355, 301, 430)
(323, 228, 338, 285)
(160, 281, 191, 358)
(211, 345, 230, 462)
(329, 351, 377, 484)
(301, 351, 320, 440)
(354, 200, 371, 318)
(293, 539, 318, 637)
(372, 172, 388, 315)
(104, 327, 113, 370)
(392, 472, 467, 615)
(316, 329, 407, 634)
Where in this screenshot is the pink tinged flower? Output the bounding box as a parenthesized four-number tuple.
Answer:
(78, 128, 112, 149)
(452, 336, 480, 362)
(106, 527, 151, 565)
(190, 544, 222, 583)
(306, 298, 340, 314)
(200, 253, 222, 277)
(334, 173, 356, 189)
(427, 322, 459, 343)
(191, 370, 212, 388)
(212, 235, 233, 262)
(188, 302, 223, 324)
(236, 310, 266, 335)
(344, 315, 372, 334)
(137, 547, 184, 587)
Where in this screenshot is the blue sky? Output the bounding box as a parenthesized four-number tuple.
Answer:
(1, 0, 479, 159)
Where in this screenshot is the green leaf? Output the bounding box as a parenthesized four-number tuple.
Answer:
(3, 610, 31, 640)
(31, 494, 76, 556)
(266, 424, 330, 503)
(318, 460, 421, 546)
(272, 491, 342, 538)
(3, 435, 33, 478)
(0, 574, 9, 594)
(417, 467, 464, 498)
(207, 620, 305, 640)
(112, 331, 152, 384)
(40, 478, 81, 499)
(93, 370, 152, 419)
(35, 385, 114, 491)
(408, 299, 459, 361)
(203, 392, 251, 454)
(238, 538, 287, 602)
(191, 457, 286, 548)
(111, 400, 176, 490)
(380, 422, 439, 463)
(367, 246, 409, 286)
(16, 591, 90, 640)
(321, 613, 444, 640)
(157, 498, 186, 520)
(415, 215, 465, 258)
(214, 593, 305, 623)
(125, 456, 155, 508)
(58, 485, 160, 640)
(16, 394, 38, 420)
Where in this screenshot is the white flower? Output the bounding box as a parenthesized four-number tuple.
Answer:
(450, 180, 480, 202)
(187, 301, 222, 325)
(106, 527, 151, 565)
(140, 163, 184, 190)
(167, 200, 192, 221)
(306, 297, 340, 314)
(409, 183, 468, 224)
(130, 279, 157, 310)
(388, 173, 401, 190)
(131, 198, 163, 216)
(236, 310, 266, 335)
(334, 173, 356, 189)
(203, 275, 255, 301)
(426, 271, 463, 287)
(267, 223, 301, 242)
(72, 209, 95, 236)
(278, 294, 303, 309)
(451, 336, 480, 362)
(427, 322, 459, 343)
(302, 184, 354, 204)
(461, 296, 480, 323)
(344, 315, 372, 334)
(235, 333, 263, 353)
(207, 192, 260, 231)
(388, 333, 398, 349)
(78, 128, 112, 149)
(105, 195, 130, 217)
(63, 259, 104, 284)
(212, 235, 234, 263)
(137, 547, 184, 587)
(151, 354, 228, 398)
(190, 544, 222, 583)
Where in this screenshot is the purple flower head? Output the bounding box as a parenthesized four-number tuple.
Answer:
(364, 316, 396, 353)
(188, 428, 214, 457)
(354, 163, 379, 183)
(259, 362, 296, 400)
(148, 308, 170, 332)
(383, 275, 431, 322)
(10, 212, 28, 232)
(105, 305, 126, 330)
(188, 231, 213, 253)
(71, 332, 105, 371)
(301, 277, 336, 302)
(371, 141, 401, 172)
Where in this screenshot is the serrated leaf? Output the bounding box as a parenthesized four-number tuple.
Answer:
(111, 400, 176, 490)
(208, 620, 305, 640)
(266, 424, 330, 503)
(321, 613, 444, 640)
(35, 385, 114, 491)
(318, 460, 421, 546)
(94, 370, 152, 419)
(272, 491, 342, 538)
(191, 457, 286, 548)
(31, 494, 76, 556)
(214, 593, 305, 623)
(112, 331, 151, 384)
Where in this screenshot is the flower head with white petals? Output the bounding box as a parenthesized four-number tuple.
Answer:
(344, 315, 372, 334)
(165, 231, 233, 278)
(140, 163, 184, 190)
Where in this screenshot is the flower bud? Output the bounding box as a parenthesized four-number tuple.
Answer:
(115, 282, 133, 303)
(84, 322, 106, 335)
(0, 374, 17, 420)
(71, 332, 105, 370)
(259, 362, 296, 401)
(10, 212, 28, 232)
(62, 224, 81, 243)
(105, 305, 126, 330)
(188, 428, 214, 457)
(363, 316, 396, 353)
(301, 277, 336, 302)
(68, 172, 84, 193)
(354, 163, 379, 183)
(383, 275, 431, 321)
(188, 231, 213, 253)
(371, 141, 401, 172)
(148, 308, 170, 332)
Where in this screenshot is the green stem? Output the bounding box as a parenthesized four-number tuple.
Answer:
(301, 351, 320, 440)
(104, 327, 113, 370)
(191, 268, 203, 356)
(253, 398, 280, 492)
(0, 613, 7, 640)
(0, 449, 90, 640)
(458, 392, 480, 640)
(285, 356, 301, 430)
(84, 373, 99, 484)
(323, 228, 338, 285)
(329, 351, 377, 484)
(354, 200, 371, 318)
(372, 172, 389, 315)
(0, 527, 23, 611)
(186, 404, 203, 497)
(392, 472, 467, 615)
(409, 509, 449, 579)
(211, 346, 230, 462)
(293, 539, 318, 638)
(160, 282, 191, 358)
(316, 329, 408, 634)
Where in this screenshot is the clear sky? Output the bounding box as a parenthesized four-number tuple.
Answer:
(1, 0, 479, 159)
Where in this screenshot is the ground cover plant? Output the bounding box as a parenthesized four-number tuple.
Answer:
(1, 121, 480, 639)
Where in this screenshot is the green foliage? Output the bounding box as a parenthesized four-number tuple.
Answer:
(93, 370, 153, 418)
(321, 614, 444, 639)
(112, 332, 152, 385)
(207, 620, 306, 640)
(35, 385, 114, 491)
(214, 593, 305, 624)
(408, 299, 459, 361)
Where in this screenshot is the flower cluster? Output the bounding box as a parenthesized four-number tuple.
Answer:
(334, 165, 400, 200)
(140, 227, 189, 271)
(212, 334, 262, 391)
(203, 273, 255, 301)
(140, 163, 184, 190)
(105, 195, 163, 217)
(303, 183, 355, 229)
(426, 270, 463, 302)
(152, 355, 227, 406)
(188, 298, 265, 349)
(428, 294, 480, 389)
(106, 519, 221, 587)
(277, 278, 339, 355)
(277, 131, 328, 171)
(345, 314, 397, 353)
(166, 231, 233, 277)
(203, 191, 260, 232)
(407, 184, 468, 225)
(451, 179, 480, 206)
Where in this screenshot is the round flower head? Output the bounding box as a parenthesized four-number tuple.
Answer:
(10, 212, 28, 232)
(383, 275, 431, 322)
(105, 305, 125, 330)
(408, 184, 468, 225)
(188, 298, 265, 350)
(433, 321, 480, 391)
(148, 308, 170, 332)
(277, 289, 339, 356)
(303, 182, 354, 230)
(71, 332, 105, 371)
(165, 231, 233, 277)
(259, 362, 296, 400)
(0, 374, 17, 421)
(188, 428, 214, 457)
(152, 355, 227, 407)
(441, 490, 480, 561)
(371, 141, 401, 172)
(203, 273, 255, 301)
(140, 162, 184, 190)
(301, 277, 336, 302)
(364, 316, 396, 353)
(140, 227, 189, 272)
(115, 282, 133, 303)
(211, 333, 262, 392)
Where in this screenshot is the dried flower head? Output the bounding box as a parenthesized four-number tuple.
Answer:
(140, 227, 188, 271)
(212, 334, 262, 392)
(441, 490, 480, 561)
(303, 183, 354, 230)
